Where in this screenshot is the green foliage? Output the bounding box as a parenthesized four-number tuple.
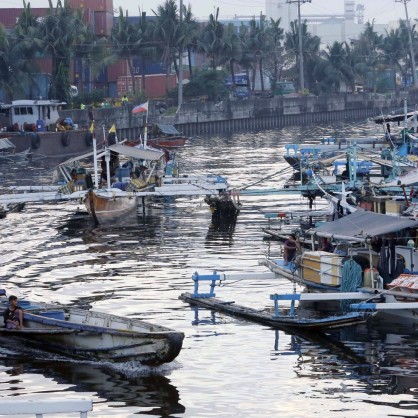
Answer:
(72, 88, 107, 107)
(182, 70, 228, 101)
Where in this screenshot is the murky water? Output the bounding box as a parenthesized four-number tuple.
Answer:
(0, 119, 418, 417)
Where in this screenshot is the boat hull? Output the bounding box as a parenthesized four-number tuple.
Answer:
(84, 189, 137, 224)
(147, 137, 187, 148)
(7, 308, 184, 365)
(0, 130, 93, 162)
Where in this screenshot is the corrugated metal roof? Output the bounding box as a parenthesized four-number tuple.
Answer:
(156, 124, 180, 135)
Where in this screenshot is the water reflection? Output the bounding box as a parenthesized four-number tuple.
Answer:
(0, 350, 185, 416)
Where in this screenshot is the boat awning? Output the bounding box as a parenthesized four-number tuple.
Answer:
(311, 211, 418, 241)
(373, 112, 417, 124)
(0, 138, 15, 150)
(109, 143, 164, 161)
(156, 124, 180, 135)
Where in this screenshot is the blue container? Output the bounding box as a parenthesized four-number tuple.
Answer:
(115, 167, 130, 181)
(36, 120, 45, 132)
(38, 310, 65, 320)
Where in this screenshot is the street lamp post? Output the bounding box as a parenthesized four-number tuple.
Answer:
(396, 0, 418, 88)
(287, 0, 311, 94)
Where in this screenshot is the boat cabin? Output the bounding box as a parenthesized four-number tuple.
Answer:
(0, 100, 65, 132)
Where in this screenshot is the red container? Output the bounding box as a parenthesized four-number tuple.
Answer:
(68, 0, 113, 12)
(94, 11, 113, 36)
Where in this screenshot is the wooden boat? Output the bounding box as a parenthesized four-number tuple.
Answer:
(180, 292, 370, 330)
(0, 306, 184, 365)
(179, 271, 372, 329)
(84, 188, 138, 224)
(146, 124, 188, 148)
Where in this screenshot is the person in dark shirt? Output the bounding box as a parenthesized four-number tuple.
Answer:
(284, 234, 299, 265)
(3, 295, 23, 329)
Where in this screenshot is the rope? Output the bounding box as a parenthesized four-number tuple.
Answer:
(340, 259, 363, 312)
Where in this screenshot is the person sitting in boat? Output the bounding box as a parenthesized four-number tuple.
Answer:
(284, 234, 299, 265)
(319, 238, 333, 252)
(3, 295, 23, 330)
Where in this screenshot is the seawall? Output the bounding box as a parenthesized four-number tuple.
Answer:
(60, 92, 416, 139)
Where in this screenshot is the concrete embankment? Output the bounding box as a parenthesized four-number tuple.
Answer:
(61, 92, 417, 139)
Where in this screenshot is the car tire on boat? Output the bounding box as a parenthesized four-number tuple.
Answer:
(61, 132, 70, 147)
(31, 133, 41, 149)
(85, 132, 93, 147)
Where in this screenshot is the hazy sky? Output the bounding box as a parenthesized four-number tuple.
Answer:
(1, 0, 418, 23)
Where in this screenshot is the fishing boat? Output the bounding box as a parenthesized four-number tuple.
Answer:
(145, 124, 188, 148)
(179, 271, 372, 330)
(0, 100, 94, 160)
(0, 302, 184, 365)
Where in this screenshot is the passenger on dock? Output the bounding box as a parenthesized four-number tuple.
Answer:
(284, 234, 299, 265)
(3, 295, 23, 330)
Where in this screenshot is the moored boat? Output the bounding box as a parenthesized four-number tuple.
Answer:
(0, 100, 96, 161)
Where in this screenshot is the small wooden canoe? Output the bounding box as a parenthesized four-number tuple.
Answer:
(3, 307, 184, 365)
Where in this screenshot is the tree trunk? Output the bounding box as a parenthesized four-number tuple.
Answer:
(259, 57, 264, 91)
(187, 46, 193, 79)
(230, 59, 236, 93)
(127, 58, 136, 94)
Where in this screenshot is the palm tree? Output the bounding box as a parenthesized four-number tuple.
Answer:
(182, 4, 200, 79)
(264, 18, 284, 92)
(247, 14, 270, 91)
(322, 42, 354, 92)
(382, 25, 406, 95)
(152, 0, 182, 97)
(198, 8, 225, 70)
(284, 20, 320, 92)
(220, 23, 242, 92)
(351, 21, 383, 93)
(110, 8, 152, 95)
(37, 0, 87, 102)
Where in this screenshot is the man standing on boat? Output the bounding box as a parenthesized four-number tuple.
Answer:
(3, 296, 23, 329)
(284, 234, 299, 265)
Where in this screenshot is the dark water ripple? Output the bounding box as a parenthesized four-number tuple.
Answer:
(0, 120, 417, 417)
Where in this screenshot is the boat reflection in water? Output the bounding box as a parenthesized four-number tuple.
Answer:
(0, 348, 185, 416)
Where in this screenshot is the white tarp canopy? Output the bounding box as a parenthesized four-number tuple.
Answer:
(58, 144, 164, 167)
(312, 211, 418, 241)
(109, 143, 164, 161)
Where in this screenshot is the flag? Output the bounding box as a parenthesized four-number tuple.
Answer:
(132, 101, 149, 114)
(109, 124, 116, 133)
(89, 122, 94, 134)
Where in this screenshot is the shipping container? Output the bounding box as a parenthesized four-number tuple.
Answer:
(0, 8, 47, 28)
(117, 74, 177, 98)
(68, 0, 113, 13)
(107, 61, 129, 82)
(132, 58, 165, 75)
(93, 11, 113, 36)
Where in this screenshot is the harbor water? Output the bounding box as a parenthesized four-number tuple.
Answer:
(0, 119, 417, 417)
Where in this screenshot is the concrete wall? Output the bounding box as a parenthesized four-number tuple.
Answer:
(60, 92, 416, 139)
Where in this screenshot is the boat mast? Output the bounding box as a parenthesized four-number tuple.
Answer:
(92, 124, 99, 188)
(103, 124, 111, 191)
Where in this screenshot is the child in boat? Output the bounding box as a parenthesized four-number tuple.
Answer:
(284, 234, 299, 265)
(3, 295, 23, 329)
